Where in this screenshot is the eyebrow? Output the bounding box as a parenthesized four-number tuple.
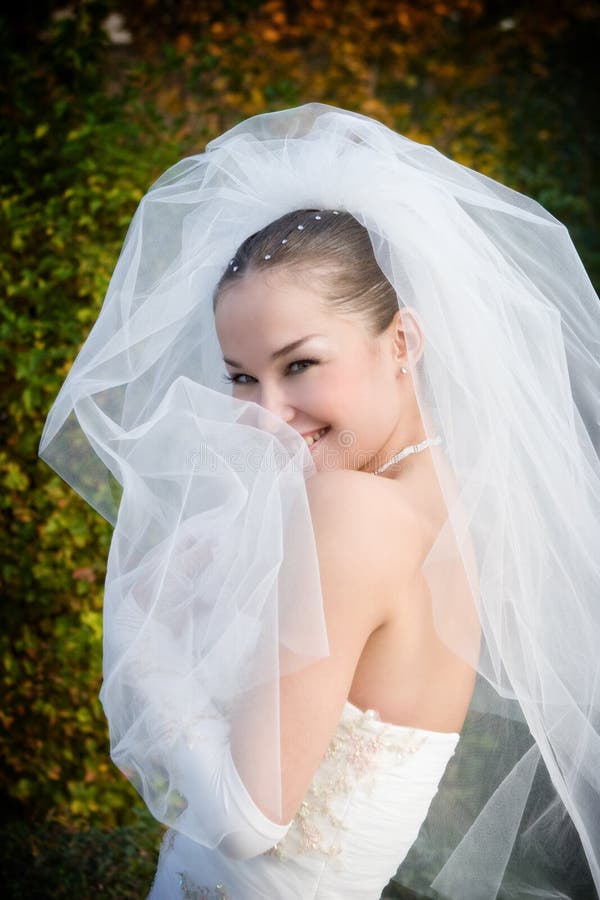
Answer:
(223, 334, 324, 368)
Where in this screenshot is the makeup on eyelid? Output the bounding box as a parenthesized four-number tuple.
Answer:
(221, 358, 320, 385)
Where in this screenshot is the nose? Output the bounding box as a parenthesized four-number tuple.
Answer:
(257, 382, 295, 424)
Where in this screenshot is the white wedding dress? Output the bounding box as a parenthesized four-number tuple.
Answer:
(148, 699, 459, 900)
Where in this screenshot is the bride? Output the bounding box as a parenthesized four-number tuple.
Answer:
(39, 104, 600, 899)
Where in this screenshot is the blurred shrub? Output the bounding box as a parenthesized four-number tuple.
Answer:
(0, 806, 162, 898)
(0, 3, 180, 829)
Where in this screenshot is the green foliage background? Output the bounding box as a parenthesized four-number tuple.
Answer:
(1, 1, 598, 895)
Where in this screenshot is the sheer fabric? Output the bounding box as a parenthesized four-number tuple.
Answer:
(40, 103, 600, 897)
(148, 700, 459, 899)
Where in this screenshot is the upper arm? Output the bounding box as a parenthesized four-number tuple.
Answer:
(276, 470, 413, 822)
(220, 470, 417, 855)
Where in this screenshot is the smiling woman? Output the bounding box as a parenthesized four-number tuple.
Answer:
(213, 213, 431, 475)
(39, 104, 600, 899)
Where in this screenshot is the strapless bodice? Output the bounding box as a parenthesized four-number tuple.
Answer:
(148, 700, 459, 899)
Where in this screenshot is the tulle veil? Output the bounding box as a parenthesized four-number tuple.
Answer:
(39, 103, 600, 898)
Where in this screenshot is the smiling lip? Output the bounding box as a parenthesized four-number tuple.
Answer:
(301, 426, 330, 447)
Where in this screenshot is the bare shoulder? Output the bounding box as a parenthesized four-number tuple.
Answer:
(305, 469, 422, 596)
(305, 468, 419, 533)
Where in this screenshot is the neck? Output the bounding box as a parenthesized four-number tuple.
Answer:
(374, 436, 441, 477)
(365, 417, 430, 477)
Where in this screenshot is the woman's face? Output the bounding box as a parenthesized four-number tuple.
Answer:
(214, 267, 410, 472)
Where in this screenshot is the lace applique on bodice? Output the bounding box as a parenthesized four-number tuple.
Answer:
(149, 700, 459, 900)
(267, 703, 426, 863)
(178, 872, 228, 900)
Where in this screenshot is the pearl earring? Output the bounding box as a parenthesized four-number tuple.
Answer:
(401, 366, 408, 374)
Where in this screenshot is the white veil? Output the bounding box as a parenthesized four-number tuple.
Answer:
(39, 103, 600, 897)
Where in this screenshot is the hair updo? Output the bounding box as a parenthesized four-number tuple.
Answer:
(212, 209, 400, 337)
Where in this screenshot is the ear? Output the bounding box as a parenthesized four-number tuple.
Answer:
(389, 307, 425, 372)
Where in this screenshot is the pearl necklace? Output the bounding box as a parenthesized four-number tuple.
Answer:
(372, 436, 442, 476)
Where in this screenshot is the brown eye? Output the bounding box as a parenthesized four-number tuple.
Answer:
(221, 373, 256, 385)
(288, 359, 318, 374)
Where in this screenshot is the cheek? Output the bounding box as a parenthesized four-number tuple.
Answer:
(339, 361, 397, 427)
(315, 370, 376, 426)
(306, 370, 349, 412)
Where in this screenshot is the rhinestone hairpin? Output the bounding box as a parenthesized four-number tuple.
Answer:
(229, 210, 341, 270)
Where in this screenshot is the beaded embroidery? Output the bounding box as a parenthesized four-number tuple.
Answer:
(177, 872, 228, 900)
(167, 707, 427, 895)
(267, 705, 426, 862)
(162, 832, 230, 900)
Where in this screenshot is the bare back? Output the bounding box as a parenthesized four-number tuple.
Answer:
(349, 455, 478, 734)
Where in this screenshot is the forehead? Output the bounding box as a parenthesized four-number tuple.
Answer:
(214, 268, 336, 339)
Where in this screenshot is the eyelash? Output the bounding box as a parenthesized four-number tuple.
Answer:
(222, 359, 319, 385)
